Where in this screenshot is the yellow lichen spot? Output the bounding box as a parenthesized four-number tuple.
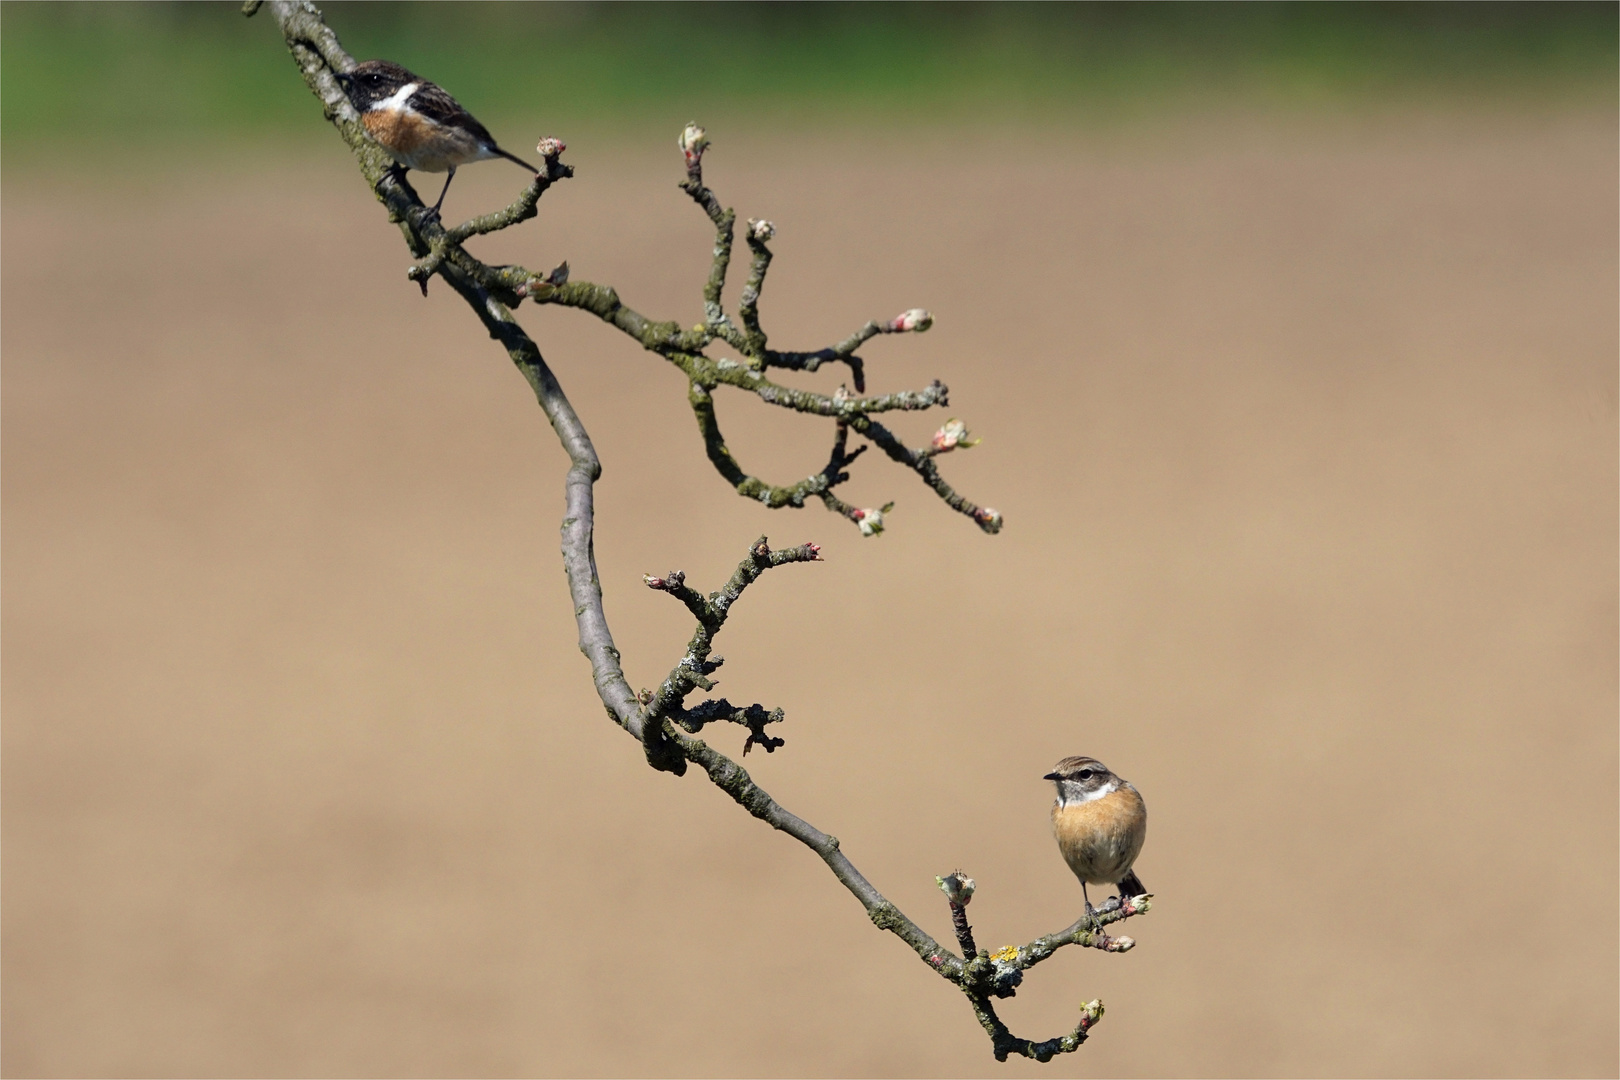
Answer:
(990, 945, 1018, 964)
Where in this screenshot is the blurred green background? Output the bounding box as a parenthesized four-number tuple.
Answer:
(3, 0, 1616, 163)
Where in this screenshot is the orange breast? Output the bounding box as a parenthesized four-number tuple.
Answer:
(361, 108, 480, 173)
(1051, 786, 1147, 885)
(362, 108, 430, 153)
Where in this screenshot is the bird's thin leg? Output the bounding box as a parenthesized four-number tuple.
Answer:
(1082, 881, 1099, 931)
(425, 166, 456, 223)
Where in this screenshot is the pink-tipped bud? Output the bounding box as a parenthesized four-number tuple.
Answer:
(804, 542, 822, 559)
(1079, 999, 1105, 1027)
(974, 507, 1003, 531)
(643, 570, 685, 591)
(889, 308, 933, 333)
(832, 384, 851, 404)
(678, 123, 709, 164)
(931, 418, 980, 453)
(936, 871, 976, 907)
(535, 137, 566, 160)
(746, 218, 775, 242)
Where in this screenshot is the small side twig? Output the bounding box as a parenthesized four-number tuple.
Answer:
(936, 872, 1150, 1061)
(639, 537, 820, 768)
(677, 123, 742, 339)
(937, 872, 979, 957)
(739, 218, 774, 355)
(675, 699, 786, 755)
(765, 308, 931, 390)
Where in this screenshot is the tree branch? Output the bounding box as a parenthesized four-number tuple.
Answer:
(739, 219, 774, 352)
(251, 0, 1137, 1060)
(385, 104, 992, 536)
(764, 310, 934, 393)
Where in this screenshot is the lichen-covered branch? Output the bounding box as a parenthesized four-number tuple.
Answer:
(848, 414, 1004, 534)
(637, 536, 819, 767)
(685, 381, 870, 511)
(250, 1, 1136, 1062)
(258, 16, 992, 538)
(934, 874, 1149, 1061)
(764, 309, 933, 393)
(676, 699, 786, 755)
(739, 219, 774, 352)
(676, 123, 747, 346)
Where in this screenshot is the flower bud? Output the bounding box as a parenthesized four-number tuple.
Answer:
(1079, 999, 1105, 1026)
(974, 507, 1003, 531)
(936, 871, 976, 906)
(678, 123, 709, 163)
(889, 308, 933, 333)
(535, 137, 566, 160)
(643, 570, 685, 591)
(931, 418, 980, 453)
(747, 218, 775, 242)
(546, 260, 570, 286)
(853, 503, 894, 537)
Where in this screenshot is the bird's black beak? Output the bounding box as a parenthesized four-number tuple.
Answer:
(334, 71, 353, 89)
(1042, 772, 1060, 781)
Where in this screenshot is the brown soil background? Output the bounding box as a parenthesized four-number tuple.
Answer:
(4, 110, 1617, 1077)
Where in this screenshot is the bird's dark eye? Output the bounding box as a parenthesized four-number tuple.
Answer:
(1076, 769, 1094, 780)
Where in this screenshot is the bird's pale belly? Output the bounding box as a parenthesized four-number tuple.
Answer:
(1052, 789, 1146, 885)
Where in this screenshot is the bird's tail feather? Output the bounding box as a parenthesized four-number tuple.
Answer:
(1117, 869, 1147, 899)
(494, 146, 540, 174)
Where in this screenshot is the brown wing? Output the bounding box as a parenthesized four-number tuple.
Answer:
(409, 79, 497, 150)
